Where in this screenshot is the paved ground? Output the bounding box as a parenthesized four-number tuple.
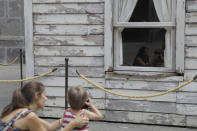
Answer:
(45, 119, 197, 131)
(88, 121, 197, 131)
(1, 65, 197, 131)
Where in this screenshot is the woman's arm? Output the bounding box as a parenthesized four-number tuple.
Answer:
(39, 118, 62, 131)
(25, 112, 47, 131)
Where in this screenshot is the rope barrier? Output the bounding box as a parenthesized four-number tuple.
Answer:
(0, 68, 57, 83)
(76, 70, 197, 98)
(0, 56, 19, 66)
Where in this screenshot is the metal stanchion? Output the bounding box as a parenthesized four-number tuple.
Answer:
(65, 58, 69, 109)
(20, 49, 23, 87)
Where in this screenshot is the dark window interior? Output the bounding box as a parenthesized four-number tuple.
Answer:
(121, 0, 166, 67)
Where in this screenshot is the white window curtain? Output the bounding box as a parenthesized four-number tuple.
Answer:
(117, 0, 138, 64)
(153, 0, 172, 67)
(118, 0, 138, 22)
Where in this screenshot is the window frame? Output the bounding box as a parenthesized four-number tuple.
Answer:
(104, 0, 185, 74)
(24, 0, 34, 77)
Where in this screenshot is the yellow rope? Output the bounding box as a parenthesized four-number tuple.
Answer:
(77, 70, 197, 98)
(0, 68, 57, 83)
(0, 56, 19, 66)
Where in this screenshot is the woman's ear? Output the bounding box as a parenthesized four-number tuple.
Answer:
(34, 92, 39, 100)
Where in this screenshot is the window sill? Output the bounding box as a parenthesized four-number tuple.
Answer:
(105, 71, 184, 82)
(114, 66, 175, 72)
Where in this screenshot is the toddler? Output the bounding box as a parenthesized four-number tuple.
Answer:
(61, 86, 103, 131)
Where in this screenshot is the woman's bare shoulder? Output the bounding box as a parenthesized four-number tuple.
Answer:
(13, 111, 38, 130)
(25, 112, 39, 120)
(23, 112, 47, 131)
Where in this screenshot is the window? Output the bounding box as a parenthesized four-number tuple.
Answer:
(104, 0, 185, 73)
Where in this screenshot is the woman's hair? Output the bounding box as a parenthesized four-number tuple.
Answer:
(137, 46, 148, 57)
(68, 86, 88, 110)
(1, 81, 45, 118)
(133, 46, 150, 66)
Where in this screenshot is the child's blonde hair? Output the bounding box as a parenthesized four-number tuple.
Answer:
(68, 86, 88, 110)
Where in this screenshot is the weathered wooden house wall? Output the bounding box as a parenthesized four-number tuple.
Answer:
(30, 0, 197, 127)
(31, 0, 105, 119)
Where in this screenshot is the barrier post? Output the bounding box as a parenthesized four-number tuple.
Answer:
(20, 49, 23, 87)
(65, 58, 69, 109)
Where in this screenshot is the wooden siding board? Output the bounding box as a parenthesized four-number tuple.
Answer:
(34, 25, 104, 35)
(33, 3, 104, 14)
(46, 97, 105, 109)
(34, 35, 104, 46)
(87, 88, 106, 99)
(34, 56, 104, 66)
(105, 111, 186, 126)
(45, 87, 65, 97)
(177, 104, 197, 115)
(186, 0, 197, 12)
(34, 14, 104, 25)
(46, 97, 65, 107)
(34, 46, 104, 57)
(185, 58, 197, 69)
(106, 99, 177, 114)
(105, 80, 197, 93)
(177, 92, 197, 104)
(185, 47, 197, 58)
(186, 12, 197, 23)
(37, 107, 64, 118)
(184, 70, 197, 80)
(39, 76, 105, 87)
(45, 87, 105, 99)
(185, 36, 197, 47)
(185, 24, 197, 35)
(187, 116, 197, 127)
(105, 89, 176, 102)
(178, 81, 197, 92)
(35, 66, 105, 77)
(106, 80, 178, 91)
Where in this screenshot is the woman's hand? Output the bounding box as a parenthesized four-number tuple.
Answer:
(73, 116, 89, 128)
(62, 117, 89, 131)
